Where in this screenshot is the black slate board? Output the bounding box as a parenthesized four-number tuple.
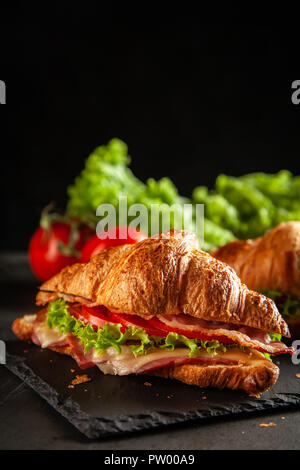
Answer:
(5, 340, 300, 439)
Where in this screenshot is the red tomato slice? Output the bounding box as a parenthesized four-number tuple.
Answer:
(109, 312, 167, 338)
(71, 305, 122, 331)
(147, 317, 234, 343)
(72, 306, 166, 337)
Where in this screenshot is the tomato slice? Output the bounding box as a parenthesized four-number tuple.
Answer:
(71, 305, 122, 330)
(147, 317, 234, 343)
(109, 312, 167, 338)
(70, 305, 166, 337)
(71, 305, 232, 343)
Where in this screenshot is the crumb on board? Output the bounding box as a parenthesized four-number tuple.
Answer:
(167, 394, 174, 399)
(296, 373, 300, 379)
(70, 369, 75, 373)
(68, 374, 91, 389)
(281, 417, 285, 420)
(23, 350, 28, 353)
(144, 381, 152, 387)
(259, 422, 277, 428)
(202, 396, 207, 400)
(71, 374, 91, 386)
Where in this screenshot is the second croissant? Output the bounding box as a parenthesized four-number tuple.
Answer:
(213, 221, 300, 338)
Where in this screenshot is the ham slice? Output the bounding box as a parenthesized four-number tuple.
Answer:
(32, 311, 94, 368)
(67, 335, 95, 369)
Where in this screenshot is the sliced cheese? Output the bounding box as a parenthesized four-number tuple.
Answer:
(92, 345, 267, 376)
(34, 321, 68, 348)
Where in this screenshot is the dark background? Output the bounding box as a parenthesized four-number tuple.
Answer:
(1, 8, 300, 250)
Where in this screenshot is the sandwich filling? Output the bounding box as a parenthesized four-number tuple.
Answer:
(29, 299, 293, 374)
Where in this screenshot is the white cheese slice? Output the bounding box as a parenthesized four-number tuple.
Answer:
(92, 345, 265, 376)
(34, 321, 68, 348)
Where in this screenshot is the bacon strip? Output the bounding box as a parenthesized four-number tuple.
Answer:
(156, 314, 293, 355)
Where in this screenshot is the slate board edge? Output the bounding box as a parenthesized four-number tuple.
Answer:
(5, 352, 300, 440)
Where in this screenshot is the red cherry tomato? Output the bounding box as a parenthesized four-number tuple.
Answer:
(80, 226, 147, 262)
(29, 222, 93, 282)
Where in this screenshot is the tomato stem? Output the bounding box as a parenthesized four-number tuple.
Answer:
(39, 203, 82, 258)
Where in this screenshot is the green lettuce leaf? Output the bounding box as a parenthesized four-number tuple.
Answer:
(65, 138, 300, 250)
(67, 138, 194, 236)
(65, 138, 238, 250)
(215, 174, 275, 239)
(46, 299, 232, 358)
(161, 332, 226, 357)
(192, 186, 240, 233)
(260, 289, 300, 318)
(67, 139, 145, 225)
(268, 332, 282, 342)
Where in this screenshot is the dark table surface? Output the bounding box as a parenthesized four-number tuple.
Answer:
(1, 253, 300, 450)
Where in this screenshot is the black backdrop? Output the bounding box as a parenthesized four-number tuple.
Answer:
(1, 8, 300, 250)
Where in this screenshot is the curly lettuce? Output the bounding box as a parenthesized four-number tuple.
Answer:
(192, 186, 240, 233)
(67, 139, 145, 225)
(66, 138, 238, 250)
(47, 299, 231, 358)
(66, 138, 300, 249)
(67, 139, 193, 235)
(213, 171, 300, 240)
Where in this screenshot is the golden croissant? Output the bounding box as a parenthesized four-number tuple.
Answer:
(13, 230, 293, 397)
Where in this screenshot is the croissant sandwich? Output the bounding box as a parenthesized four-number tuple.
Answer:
(212, 221, 300, 337)
(12, 230, 293, 397)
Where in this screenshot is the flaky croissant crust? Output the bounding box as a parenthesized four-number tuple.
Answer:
(213, 222, 300, 299)
(37, 230, 289, 336)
